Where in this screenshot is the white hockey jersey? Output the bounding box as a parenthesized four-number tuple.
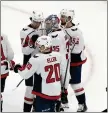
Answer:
(20, 24, 43, 56)
(48, 29, 70, 60)
(63, 25, 87, 66)
(1, 33, 14, 76)
(17, 52, 70, 100)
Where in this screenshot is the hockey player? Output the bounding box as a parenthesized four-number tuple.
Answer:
(60, 9, 88, 112)
(45, 14, 70, 66)
(45, 14, 70, 111)
(20, 11, 44, 112)
(13, 35, 69, 112)
(1, 33, 14, 112)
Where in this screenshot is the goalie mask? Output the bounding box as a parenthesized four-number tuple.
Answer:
(45, 14, 60, 34)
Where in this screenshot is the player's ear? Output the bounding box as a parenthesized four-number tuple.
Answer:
(68, 16, 71, 21)
(30, 17, 32, 21)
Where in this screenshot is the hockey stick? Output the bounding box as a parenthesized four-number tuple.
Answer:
(102, 109, 107, 112)
(13, 79, 24, 91)
(62, 41, 76, 91)
(101, 87, 107, 112)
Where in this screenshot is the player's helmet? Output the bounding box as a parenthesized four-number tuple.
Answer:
(45, 14, 60, 34)
(35, 35, 52, 52)
(60, 9, 67, 17)
(60, 9, 75, 20)
(30, 11, 44, 22)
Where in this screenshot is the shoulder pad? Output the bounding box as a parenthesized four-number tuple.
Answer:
(21, 27, 35, 36)
(22, 26, 29, 31)
(51, 34, 58, 38)
(33, 55, 39, 58)
(71, 28, 78, 31)
(22, 28, 28, 31)
(56, 29, 61, 31)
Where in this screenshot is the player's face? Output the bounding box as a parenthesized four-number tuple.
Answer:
(32, 20, 41, 29)
(60, 15, 67, 25)
(45, 21, 52, 29)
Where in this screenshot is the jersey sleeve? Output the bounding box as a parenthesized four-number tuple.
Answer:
(20, 30, 34, 55)
(60, 55, 70, 89)
(18, 56, 39, 79)
(4, 34, 14, 61)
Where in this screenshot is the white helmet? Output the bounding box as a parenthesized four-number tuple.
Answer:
(30, 11, 44, 22)
(60, 9, 67, 16)
(60, 9, 75, 20)
(35, 35, 52, 52)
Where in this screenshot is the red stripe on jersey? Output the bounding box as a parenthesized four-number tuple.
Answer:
(24, 97, 33, 102)
(1, 62, 6, 66)
(1, 44, 6, 61)
(66, 53, 68, 60)
(70, 58, 87, 66)
(0, 72, 9, 79)
(32, 91, 61, 100)
(74, 88, 84, 93)
(23, 36, 30, 47)
(18, 65, 26, 71)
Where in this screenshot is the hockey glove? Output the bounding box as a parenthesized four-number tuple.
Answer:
(3, 61, 9, 70)
(10, 60, 15, 70)
(28, 35, 39, 48)
(14, 64, 22, 73)
(55, 100, 64, 112)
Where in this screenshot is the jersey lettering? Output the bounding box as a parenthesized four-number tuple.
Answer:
(47, 57, 57, 63)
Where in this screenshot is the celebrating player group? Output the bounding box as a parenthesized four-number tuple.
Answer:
(1, 9, 87, 112)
